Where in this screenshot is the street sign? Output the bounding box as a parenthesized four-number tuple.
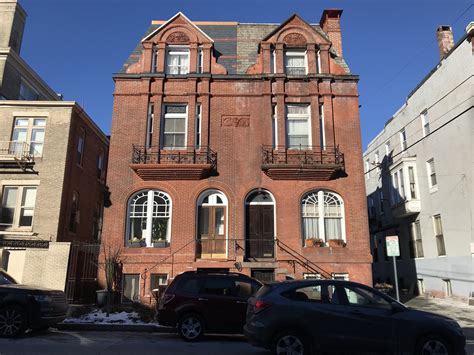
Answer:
(386, 235, 400, 257)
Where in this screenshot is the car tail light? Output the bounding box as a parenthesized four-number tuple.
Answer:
(160, 293, 175, 305)
(254, 300, 272, 313)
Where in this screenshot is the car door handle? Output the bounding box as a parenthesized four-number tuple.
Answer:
(198, 298, 208, 301)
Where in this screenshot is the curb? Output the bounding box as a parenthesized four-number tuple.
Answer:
(56, 323, 176, 333)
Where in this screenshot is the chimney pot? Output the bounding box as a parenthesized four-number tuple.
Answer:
(436, 25, 454, 59)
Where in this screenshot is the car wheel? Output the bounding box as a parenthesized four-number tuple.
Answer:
(272, 330, 310, 355)
(0, 306, 26, 338)
(177, 313, 204, 342)
(416, 335, 452, 355)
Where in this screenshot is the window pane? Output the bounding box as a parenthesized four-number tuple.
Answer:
(285, 284, 338, 304)
(31, 129, 45, 143)
(215, 207, 225, 235)
(164, 117, 186, 132)
(22, 187, 36, 208)
(123, 274, 140, 302)
(1, 187, 18, 224)
(15, 119, 29, 126)
(199, 207, 209, 235)
(344, 286, 390, 309)
(33, 119, 46, 126)
(12, 128, 27, 142)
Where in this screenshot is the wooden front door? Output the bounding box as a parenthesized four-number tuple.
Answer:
(198, 206, 226, 258)
(246, 205, 275, 259)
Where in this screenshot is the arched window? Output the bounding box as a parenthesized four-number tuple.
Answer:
(127, 190, 171, 247)
(196, 190, 227, 259)
(302, 190, 345, 243)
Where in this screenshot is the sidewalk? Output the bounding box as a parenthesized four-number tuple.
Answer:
(405, 296, 474, 328)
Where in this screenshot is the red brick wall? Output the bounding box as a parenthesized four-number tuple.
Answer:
(101, 14, 371, 304)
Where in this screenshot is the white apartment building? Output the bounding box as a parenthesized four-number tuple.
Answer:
(364, 23, 474, 303)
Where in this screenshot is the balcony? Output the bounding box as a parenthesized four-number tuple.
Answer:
(130, 145, 217, 180)
(391, 199, 421, 218)
(0, 141, 35, 171)
(261, 145, 345, 180)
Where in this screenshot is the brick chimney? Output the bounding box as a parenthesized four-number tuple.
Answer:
(436, 25, 454, 59)
(320, 9, 343, 56)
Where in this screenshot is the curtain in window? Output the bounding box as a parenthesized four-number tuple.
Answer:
(168, 54, 180, 74)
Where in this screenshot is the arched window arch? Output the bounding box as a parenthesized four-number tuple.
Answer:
(196, 190, 227, 259)
(301, 190, 345, 244)
(127, 190, 171, 247)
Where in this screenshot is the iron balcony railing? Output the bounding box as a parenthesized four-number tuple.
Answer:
(0, 141, 34, 162)
(132, 145, 217, 169)
(262, 145, 344, 166)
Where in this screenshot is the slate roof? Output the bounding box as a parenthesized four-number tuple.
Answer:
(119, 22, 350, 75)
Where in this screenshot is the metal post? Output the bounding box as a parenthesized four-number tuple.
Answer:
(392, 256, 400, 301)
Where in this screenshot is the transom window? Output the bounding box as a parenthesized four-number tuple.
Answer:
(0, 186, 37, 230)
(285, 50, 307, 75)
(162, 105, 187, 149)
(11, 118, 46, 157)
(286, 104, 311, 149)
(166, 47, 190, 74)
(127, 190, 171, 247)
(302, 190, 345, 243)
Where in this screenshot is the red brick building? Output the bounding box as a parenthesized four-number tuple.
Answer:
(102, 10, 371, 304)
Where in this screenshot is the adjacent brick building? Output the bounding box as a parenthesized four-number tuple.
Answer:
(0, 0, 109, 303)
(103, 10, 371, 304)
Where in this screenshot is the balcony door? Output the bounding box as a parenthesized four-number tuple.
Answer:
(197, 191, 227, 259)
(246, 190, 275, 259)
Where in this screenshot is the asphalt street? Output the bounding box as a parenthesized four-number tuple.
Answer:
(0, 331, 267, 355)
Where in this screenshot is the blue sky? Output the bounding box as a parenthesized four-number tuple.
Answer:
(19, 0, 473, 148)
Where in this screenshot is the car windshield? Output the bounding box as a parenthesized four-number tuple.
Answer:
(0, 270, 17, 285)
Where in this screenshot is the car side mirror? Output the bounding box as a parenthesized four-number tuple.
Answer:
(391, 302, 405, 313)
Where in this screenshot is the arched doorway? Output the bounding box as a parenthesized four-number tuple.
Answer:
(196, 190, 228, 259)
(245, 190, 275, 259)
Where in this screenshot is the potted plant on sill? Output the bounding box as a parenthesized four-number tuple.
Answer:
(151, 219, 168, 247)
(328, 239, 346, 248)
(129, 237, 146, 247)
(304, 238, 324, 247)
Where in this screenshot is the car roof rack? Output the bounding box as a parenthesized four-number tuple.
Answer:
(183, 270, 245, 277)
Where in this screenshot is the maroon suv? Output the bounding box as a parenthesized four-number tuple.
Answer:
(157, 271, 262, 341)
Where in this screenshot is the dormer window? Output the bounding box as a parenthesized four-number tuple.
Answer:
(166, 46, 189, 74)
(285, 50, 307, 75)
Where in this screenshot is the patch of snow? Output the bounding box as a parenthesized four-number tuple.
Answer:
(63, 309, 150, 325)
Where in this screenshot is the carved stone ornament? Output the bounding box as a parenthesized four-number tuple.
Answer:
(166, 31, 190, 44)
(283, 33, 307, 46)
(221, 116, 250, 127)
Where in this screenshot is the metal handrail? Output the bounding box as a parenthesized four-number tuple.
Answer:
(0, 141, 34, 162)
(132, 145, 217, 169)
(262, 145, 344, 166)
(276, 238, 332, 279)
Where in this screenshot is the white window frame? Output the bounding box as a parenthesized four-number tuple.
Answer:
(427, 158, 438, 192)
(197, 46, 203, 73)
(272, 104, 278, 148)
(365, 159, 370, 179)
(271, 49, 276, 73)
(166, 46, 190, 75)
(284, 50, 307, 76)
(410, 221, 424, 259)
(399, 129, 407, 151)
(319, 104, 325, 149)
(0, 185, 37, 231)
(146, 103, 154, 148)
(195, 104, 202, 149)
(301, 190, 346, 243)
(385, 142, 391, 156)
(421, 110, 430, 137)
(126, 190, 172, 247)
(374, 151, 380, 173)
(11, 117, 46, 157)
(316, 49, 321, 74)
(433, 214, 446, 256)
(161, 105, 187, 150)
(285, 104, 311, 149)
(390, 160, 419, 205)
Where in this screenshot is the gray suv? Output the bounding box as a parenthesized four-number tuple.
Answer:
(244, 279, 465, 355)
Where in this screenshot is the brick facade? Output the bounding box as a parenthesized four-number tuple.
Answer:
(102, 11, 371, 305)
